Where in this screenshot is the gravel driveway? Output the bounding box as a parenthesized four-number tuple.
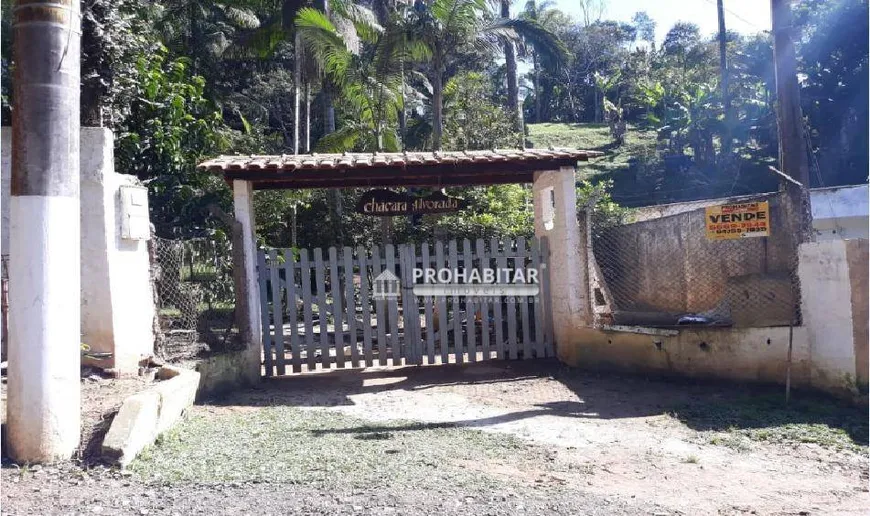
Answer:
(3, 359, 867, 515)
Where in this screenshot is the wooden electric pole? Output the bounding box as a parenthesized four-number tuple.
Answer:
(771, 0, 813, 243)
(770, 0, 811, 188)
(717, 0, 732, 156)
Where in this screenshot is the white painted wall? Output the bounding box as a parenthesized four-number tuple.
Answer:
(798, 239, 861, 393)
(810, 185, 869, 241)
(2, 127, 155, 373)
(233, 180, 263, 381)
(533, 167, 590, 358)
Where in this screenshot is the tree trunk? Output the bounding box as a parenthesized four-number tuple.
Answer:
(432, 65, 444, 151)
(304, 81, 311, 153)
(380, 216, 393, 245)
(533, 53, 542, 123)
(293, 32, 302, 154)
(593, 86, 602, 123)
(502, 1, 522, 138)
(321, 0, 336, 137)
(323, 89, 336, 135)
(291, 204, 298, 248)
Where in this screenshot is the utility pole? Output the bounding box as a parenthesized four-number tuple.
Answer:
(8, 0, 82, 462)
(770, 0, 812, 242)
(717, 0, 732, 156)
(771, 0, 811, 188)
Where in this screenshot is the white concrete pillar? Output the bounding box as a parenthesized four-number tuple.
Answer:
(233, 180, 262, 381)
(8, 0, 82, 462)
(533, 166, 591, 359)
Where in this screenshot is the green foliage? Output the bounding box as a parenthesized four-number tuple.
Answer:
(442, 72, 520, 150)
(296, 5, 402, 151)
(116, 45, 230, 237)
(400, 185, 535, 242)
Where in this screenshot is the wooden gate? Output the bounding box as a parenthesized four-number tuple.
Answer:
(257, 238, 552, 375)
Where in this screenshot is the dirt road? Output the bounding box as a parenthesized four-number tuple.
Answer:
(3, 360, 867, 515)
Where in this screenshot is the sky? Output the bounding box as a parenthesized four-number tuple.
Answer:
(543, 0, 772, 42)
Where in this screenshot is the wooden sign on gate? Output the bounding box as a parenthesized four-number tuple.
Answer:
(355, 189, 468, 216)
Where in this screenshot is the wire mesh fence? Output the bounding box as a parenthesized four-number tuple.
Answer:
(151, 236, 239, 360)
(587, 191, 804, 329)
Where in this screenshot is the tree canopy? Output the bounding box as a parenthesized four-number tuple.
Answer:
(1, 0, 866, 248)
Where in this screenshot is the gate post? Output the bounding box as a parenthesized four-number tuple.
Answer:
(233, 180, 263, 382)
(532, 167, 592, 362)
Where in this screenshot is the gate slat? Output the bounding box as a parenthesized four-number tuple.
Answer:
(372, 245, 388, 366)
(284, 249, 301, 373)
(448, 239, 463, 364)
(343, 247, 359, 368)
(476, 239, 490, 361)
(462, 239, 476, 363)
(530, 238, 546, 359)
(504, 240, 518, 360)
(257, 250, 274, 376)
(540, 237, 554, 357)
(491, 238, 505, 360)
(314, 248, 331, 369)
(435, 241, 449, 364)
(401, 244, 421, 365)
(357, 246, 374, 368)
(385, 244, 401, 365)
(268, 249, 286, 375)
(517, 237, 532, 360)
(328, 247, 345, 369)
(421, 243, 435, 364)
(300, 249, 315, 370)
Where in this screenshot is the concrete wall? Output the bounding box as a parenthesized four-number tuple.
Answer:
(811, 185, 869, 241)
(630, 184, 869, 240)
(2, 127, 154, 373)
(798, 238, 868, 396)
(846, 240, 869, 389)
(557, 325, 811, 388)
(556, 237, 867, 400)
(595, 195, 795, 322)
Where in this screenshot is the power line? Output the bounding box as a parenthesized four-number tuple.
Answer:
(701, 0, 765, 31)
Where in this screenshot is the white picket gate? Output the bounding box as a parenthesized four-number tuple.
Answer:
(257, 238, 552, 375)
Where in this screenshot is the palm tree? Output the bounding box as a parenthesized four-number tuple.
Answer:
(410, 0, 565, 150)
(520, 0, 566, 124)
(500, 0, 565, 131)
(295, 6, 423, 151)
(156, 0, 263, 74)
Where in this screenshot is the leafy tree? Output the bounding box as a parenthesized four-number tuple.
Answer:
(795, 0, 869, 186)
(442, 71, 518, 150)
(631, 11, 656, 48)
(116, 45, 230, 237)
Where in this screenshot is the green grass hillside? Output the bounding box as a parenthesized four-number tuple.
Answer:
(526, 123, 778, 207)
(527, 123, 659, 179)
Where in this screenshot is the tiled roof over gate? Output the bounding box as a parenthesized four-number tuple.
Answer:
(198, 148, 602, 190)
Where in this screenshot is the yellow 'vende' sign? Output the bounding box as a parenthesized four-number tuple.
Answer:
(705, 201, 770, 240)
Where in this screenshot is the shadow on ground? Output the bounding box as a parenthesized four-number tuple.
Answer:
(206, 360, 868, 448)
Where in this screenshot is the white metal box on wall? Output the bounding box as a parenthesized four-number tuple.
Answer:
(120, 185, 150, 241)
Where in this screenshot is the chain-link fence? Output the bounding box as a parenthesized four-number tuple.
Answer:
(151, 236, 239, 360)
(587, 191, 803, 329)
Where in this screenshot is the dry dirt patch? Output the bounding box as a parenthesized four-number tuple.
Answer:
(209, 360, 868, 515)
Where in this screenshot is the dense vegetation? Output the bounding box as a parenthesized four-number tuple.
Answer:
(1, 0, 867, 248)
